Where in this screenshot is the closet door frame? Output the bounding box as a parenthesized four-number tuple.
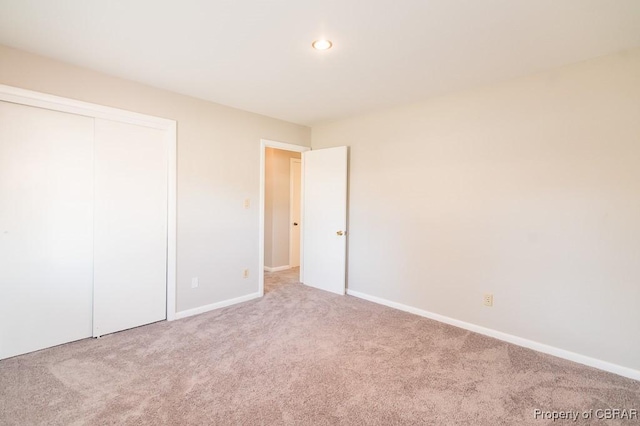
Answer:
(0, 84, 178, 322)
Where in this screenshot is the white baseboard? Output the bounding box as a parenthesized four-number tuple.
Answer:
(264, 265, 290, 272)
(346, 289, 640, 381)
(175, 292, 261, 320)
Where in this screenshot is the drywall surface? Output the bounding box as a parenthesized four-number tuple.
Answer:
(312, 49, 640, 371)
(264, 148, 301, 268)
(0, 44, 311, 313)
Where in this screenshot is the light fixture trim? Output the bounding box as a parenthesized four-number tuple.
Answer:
(312, 39, 333, 50)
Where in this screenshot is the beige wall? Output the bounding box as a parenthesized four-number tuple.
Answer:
(264, 148, 301, 268)
(0, 45, 311, 313)
(312, 48, 640, 372)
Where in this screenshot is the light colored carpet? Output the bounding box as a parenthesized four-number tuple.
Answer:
(1, 268, 638, 425)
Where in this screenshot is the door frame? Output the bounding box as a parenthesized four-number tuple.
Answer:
(289, 158, 302, 268)
(259, 139, 310, 296)
(0, 84, 178, 321)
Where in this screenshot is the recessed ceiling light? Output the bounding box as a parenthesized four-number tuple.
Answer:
(312, 39, 332, 50)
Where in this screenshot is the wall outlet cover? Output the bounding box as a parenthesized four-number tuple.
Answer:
(483, 293, 493, 307)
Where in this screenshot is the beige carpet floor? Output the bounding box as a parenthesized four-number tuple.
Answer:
(1, 268, 638, 425)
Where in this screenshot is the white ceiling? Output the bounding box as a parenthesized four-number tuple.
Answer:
(1, 1, 639, 126)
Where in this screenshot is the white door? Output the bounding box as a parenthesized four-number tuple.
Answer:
(93, 119, 168, 337)
(301, 146, 348, 295)
(0, 102, 94, 359)
(289, 158, 301, 268)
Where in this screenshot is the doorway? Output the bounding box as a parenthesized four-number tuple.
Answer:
(289, 158, 302, 268)
(258, 140, 310, 295)
(258, 139, 348, 297)
(264, 148, 300, 273)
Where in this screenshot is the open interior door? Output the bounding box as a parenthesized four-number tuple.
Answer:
(301, 146, 347, 295)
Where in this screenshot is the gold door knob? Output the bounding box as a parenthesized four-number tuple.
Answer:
(336, 230, 344, 236)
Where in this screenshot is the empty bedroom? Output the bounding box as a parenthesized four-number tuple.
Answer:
(0, 0, 639, 425)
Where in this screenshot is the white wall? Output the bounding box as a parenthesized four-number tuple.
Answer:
(312, 48, 640, 372)
(0, 44, 311, 314)
(264, 148, 300, 268)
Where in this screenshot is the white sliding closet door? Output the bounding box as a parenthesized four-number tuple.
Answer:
(0, 101, 94, 359)
(93, 119, 168, 337)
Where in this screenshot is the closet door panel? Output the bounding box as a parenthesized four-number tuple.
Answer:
(0, 101, 94, 359)
(93, 119, 167, 337)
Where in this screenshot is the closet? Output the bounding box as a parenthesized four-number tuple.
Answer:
(0, 87, 176, 360)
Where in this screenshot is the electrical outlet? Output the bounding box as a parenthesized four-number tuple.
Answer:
(191, 277, 199, 289)
(243, 198, 250, 209)
(242, 269, 249, 279)
(483, 293, 493, 307)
